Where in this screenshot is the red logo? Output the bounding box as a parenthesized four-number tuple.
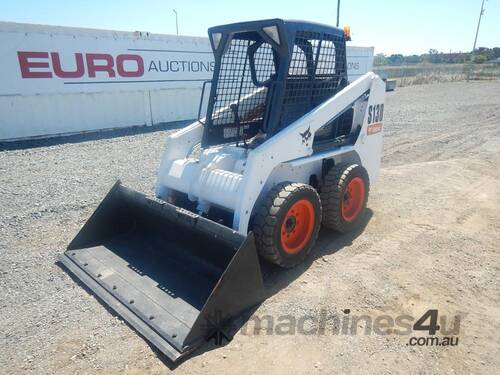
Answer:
(17, 51, 145, 79)
(367, 123, 383, 135)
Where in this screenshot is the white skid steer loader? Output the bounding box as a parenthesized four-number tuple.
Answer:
(60, 19, 385, 361)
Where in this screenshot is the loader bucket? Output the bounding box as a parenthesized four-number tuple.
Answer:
(59, 181, 265, 361)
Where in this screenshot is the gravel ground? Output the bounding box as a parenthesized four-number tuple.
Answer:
(1, 81, 499, 374)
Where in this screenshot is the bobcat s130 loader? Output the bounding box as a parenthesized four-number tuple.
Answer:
(60, 19, 385, 361)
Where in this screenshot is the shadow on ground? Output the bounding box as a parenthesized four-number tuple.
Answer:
(57, 209, 372, 370)
(262, 208, 373, 297)
(159, 209, 374, 368)
(0, 120, 191, 151)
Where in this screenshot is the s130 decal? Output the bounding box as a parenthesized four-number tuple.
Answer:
(367, 103, 384, 124)
(367, 103, 384, 135)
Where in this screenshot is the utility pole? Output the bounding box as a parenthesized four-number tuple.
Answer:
(468, 0, 486, 81)
(173, 9, 179, 35)
(336, 0, 341, 27)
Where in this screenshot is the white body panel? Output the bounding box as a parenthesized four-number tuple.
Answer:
(0, 21, 374, 141)
(156, 72, 385, 234)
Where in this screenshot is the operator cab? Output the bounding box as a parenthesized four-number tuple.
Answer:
(201, 19, 352, 150)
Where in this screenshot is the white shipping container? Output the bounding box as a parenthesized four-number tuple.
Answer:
(0, 21, 373, 141)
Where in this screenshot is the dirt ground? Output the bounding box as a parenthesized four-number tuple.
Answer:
(1, 81, 499, 374)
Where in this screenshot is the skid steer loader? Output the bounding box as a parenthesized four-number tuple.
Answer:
(60, 19, 385, 361)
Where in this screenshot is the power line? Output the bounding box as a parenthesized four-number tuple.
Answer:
(468, 0, 486, 81)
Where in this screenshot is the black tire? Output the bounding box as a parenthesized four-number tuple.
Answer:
(252, 182, 321, 268)
(320, 163, 370, 233)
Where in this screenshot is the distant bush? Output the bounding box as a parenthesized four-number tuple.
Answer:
(374, 63, 500, 87)
(474, 55, 488, 64)
(374, 47, 500, 67)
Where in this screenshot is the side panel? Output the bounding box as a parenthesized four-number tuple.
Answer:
(233, 73, 382, 233)
(353, 78, 385, 184)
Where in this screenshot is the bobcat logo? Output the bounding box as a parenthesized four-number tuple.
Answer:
(300, 126, 312, 144)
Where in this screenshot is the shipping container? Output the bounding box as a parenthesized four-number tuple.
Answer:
(0, 21, 374, 141)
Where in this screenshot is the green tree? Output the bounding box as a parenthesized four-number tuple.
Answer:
(405, 55, 421, 64)
(387, 54, 404, 65)
(476, 47, 493, 60)
(427, 49, 442, 63)
(373, 53, 387, 66)
(474, 54, 487, 64)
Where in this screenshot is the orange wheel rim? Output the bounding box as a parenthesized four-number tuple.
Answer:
(342, 177, 365, 222)
(280, 199, 315, 254)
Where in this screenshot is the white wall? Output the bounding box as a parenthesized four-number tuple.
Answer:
(0, 21, 373, 141)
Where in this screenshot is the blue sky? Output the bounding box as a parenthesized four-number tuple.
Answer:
(1, 0, 498, 55)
